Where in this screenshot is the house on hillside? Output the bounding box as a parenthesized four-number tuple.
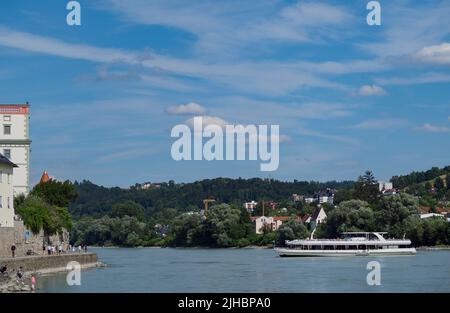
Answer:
(251, 216, 300, 234)
(379, 181, 393, 192)
(310, 206, 327, 230)
(244, 201, 258, 213)
(304, 189, 335, 205)
(301, 214, 311, 224)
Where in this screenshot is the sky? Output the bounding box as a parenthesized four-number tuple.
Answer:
(0, 0, 450, 187)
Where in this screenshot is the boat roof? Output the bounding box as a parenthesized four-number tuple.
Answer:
(342, 232, 387, 234)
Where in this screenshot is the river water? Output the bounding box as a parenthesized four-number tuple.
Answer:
(37, 248, 450, 292)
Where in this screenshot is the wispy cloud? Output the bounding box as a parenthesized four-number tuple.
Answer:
(0, 26, 142, 64)
(414, 42, 450, 65)
(375, 72, 450, 86)
(358, 85, 387, 96)
(298, 127, 358, 144)
(360, 1, 450, 58)
(166, 102, 206, 115)
(349, 118, 406, 130)
(100, 0, 356, 55)
(414, 123, 450, 133)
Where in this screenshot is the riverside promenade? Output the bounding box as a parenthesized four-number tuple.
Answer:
(0, 252, 102, 292)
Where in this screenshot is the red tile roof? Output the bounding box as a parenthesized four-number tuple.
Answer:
(272, 216, 291, 221)
(40, 171, 50, 183)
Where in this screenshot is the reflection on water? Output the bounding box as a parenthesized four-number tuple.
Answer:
(37, 248, 450, 293)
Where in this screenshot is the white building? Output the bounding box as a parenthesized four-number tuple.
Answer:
(0, 154, 17, 227)
(304, 197, 315, 204)
(251, 216, 291, 234)
(318, 195, 334, 205)
(379, 181, 393, 192)
(244, 201, 258, 213)
(0, 104, 31, 196)
(310, 206, 327, 230)
(419, 213, 446, 220)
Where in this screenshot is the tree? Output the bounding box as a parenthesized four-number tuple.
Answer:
(31, 180, 77, 207)
(375, 193, 419, 237)
(276, 219, 309, 245)
(422, 218, 449, 246)
(16, 195, 72, 236)
(354, 171, 379, 204)
(403, 216, 424, 246)
(206, 204, 242, 247)
(324, 200, 375, 238)
(446, 175, 450, 190)
(434, 177, 445, 191)
(170, 213, 204, 246)
(111, 200, 145, 221)
(15, 196, 50, 234)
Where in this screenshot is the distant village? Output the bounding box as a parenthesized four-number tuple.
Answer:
(138, 179, 450, 239)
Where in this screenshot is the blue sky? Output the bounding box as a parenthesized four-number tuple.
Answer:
(1, 0, 450, 187)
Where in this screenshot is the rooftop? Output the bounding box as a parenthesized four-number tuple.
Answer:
(0, 153, 18, 167)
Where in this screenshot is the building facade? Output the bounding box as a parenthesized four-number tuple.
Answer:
(0, 154, 17, 228)
(244, 201, 258, 213)
(0, 104, 31, 196)
(378, 181, 393, 192)
(310, 206, 327, 230)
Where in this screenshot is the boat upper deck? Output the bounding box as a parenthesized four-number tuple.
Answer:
(285, 232, 412, 246)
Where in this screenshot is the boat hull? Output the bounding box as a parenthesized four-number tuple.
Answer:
(275, 247, 417, 257)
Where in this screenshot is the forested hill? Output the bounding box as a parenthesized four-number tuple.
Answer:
(391, 165, 450, 189)
(69, 178, 354, 218)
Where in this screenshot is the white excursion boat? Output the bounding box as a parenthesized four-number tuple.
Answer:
(275, 232, 416, 257)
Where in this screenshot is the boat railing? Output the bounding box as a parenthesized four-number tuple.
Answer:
(287, 238, 409, 243)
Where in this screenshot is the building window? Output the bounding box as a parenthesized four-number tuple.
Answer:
(3, 115, 11, 122)
(7, 173, 10, 184)
(0, 196, 2, 208)
(3, 125, 11, 135)
(3, 149, 11, 159)
(7, 197, 10, 208)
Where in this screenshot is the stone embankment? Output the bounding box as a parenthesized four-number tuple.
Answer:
(0, 252, 104, 293)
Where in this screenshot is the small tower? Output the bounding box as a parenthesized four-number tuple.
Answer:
(40, 171, 50, 184)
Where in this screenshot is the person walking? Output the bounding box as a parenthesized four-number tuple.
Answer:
(31, 275, 36, 291)
(11, 244, 16, 258)
(16, 267, 23, 282)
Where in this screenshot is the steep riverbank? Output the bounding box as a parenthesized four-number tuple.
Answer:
(0, 253, 104, 293)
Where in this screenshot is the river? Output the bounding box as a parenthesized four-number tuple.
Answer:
(37, 248, 450, 292)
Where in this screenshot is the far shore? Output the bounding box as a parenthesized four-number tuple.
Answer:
(89, 245, 450, 250)
(89, 245, 273, 249)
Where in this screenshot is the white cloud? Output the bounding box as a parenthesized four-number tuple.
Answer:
(185, 116, 229, 129)
(349, 118, 406, 130)
(0, 26, 352, 96)
(101, 0, 355, 53)
(358, 85, 387, 96)
(360, 1, 450, 58)
(414, 123, 450, 133)
(414, 42, 450, 65)
(166, 102, 206, 115)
